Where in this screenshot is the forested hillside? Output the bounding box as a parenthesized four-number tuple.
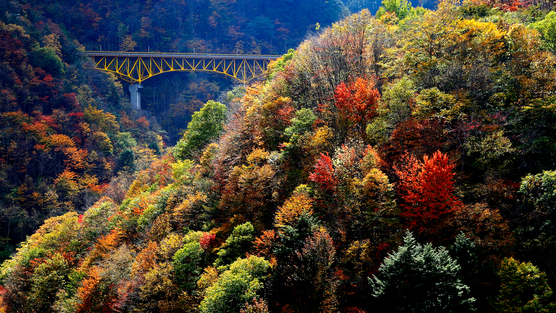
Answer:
(0, 0, 358, 264)
(0, 2, 165, 262)
(4, 0, 556, 312)
(3, 0, 426, 144)
(2, 0, 352, 143)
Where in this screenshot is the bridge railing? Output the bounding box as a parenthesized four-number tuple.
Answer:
(85, 51, 281, 60)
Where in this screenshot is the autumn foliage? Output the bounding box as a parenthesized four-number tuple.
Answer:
(334, 77, 380, 126)
(0, 11, 164, 270)
(395, 151, 462, 238)
(3, 1, 556, 313)
(309, 153, 337, 192)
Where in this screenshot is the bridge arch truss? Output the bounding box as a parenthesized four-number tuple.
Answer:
(85, 52, 280, 84)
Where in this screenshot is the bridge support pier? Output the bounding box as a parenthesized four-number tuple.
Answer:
(129, 84, 143, 110)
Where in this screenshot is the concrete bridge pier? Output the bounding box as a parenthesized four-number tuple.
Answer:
(129, 84, 143, 110)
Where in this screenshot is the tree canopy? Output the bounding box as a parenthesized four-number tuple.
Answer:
(3, 0, 556, 312)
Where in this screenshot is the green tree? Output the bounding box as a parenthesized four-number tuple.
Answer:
(284, 108, 317, 143)
(530, 11, 556, 52)
(284, 108, 316, 137)
(199, 256, 270, 313)
(369, 231, 475, 312)
(366, 77, 415, 145)
(518, 170, 556, 228)
(116, 148, 136, 173)
(246, 16, 275, 41)
(173, 240, 203, 291)
(114, 132, 137, 154)
(28, 252, 74, 312)
(514, 170, 556, 281)
(492, 257, 556, 313)
(174, 100, 227, 161)
(376, 0, 413, 21)
(28, 46, 65, 78)
(214, 222, 255, 267)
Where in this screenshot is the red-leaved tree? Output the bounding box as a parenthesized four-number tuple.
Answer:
(309, 152, 337, 192)
(334, 77, 380, 127)
(395, 151, 462, 239)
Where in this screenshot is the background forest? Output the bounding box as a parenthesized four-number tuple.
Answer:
(2, 0, 392, 143)
(4, 0, 556, 312)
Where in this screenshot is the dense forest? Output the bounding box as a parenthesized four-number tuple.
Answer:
(0, 0, 366, 263)
(1, 0, 358, 144)
(4, 0, 556, 312)
(2, 0, 435, 144)
(0, 2, 167, 262)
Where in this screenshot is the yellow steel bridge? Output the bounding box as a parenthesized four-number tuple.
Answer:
(85, 51, 281, 84)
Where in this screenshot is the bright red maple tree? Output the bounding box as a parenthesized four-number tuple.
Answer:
(309, 152, 337, 192)
(395, 151, 462, 237)
(334, 77, 380, 125)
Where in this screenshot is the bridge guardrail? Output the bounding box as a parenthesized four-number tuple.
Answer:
(84, 51, 281, 60)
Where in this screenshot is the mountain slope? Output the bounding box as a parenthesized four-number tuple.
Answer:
(0, 4, 164, 262)
(3, 1, 556, 312)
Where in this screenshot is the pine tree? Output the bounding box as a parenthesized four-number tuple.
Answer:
(369, 231, 475, 312)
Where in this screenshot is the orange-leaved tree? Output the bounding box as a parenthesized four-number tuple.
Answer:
(334, 77, 380, 132)
(395, 151, 461, 240)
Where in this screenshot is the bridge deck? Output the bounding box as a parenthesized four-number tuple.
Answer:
(85, 51, 281, 60)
